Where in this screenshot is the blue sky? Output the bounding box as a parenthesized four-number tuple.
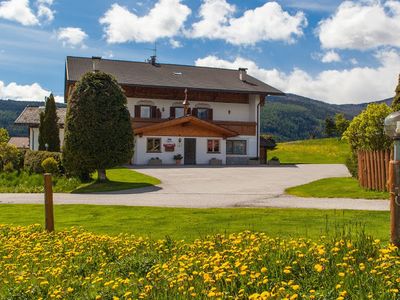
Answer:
(0, 0, 399, 104)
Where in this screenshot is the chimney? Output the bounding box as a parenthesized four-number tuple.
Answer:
(92, 56, 102, 72)
(239, 68, 247, 82)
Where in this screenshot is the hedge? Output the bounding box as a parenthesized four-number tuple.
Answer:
(24, 150, 62, 174)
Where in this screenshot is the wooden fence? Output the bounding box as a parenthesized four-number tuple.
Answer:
(358, 150, 392, 192)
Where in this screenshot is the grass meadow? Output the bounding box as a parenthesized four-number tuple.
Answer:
(0, 205, 390, 241)
(268, 138, 350, 164)
(0, 167, 160, 193)
(286, 177, 389, 200)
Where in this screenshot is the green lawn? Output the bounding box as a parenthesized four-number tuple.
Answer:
(73, 167, 160, 193)
(0, 204, 390, 241)
(286, 177, 389, 199)
(0, 167, 160, 193)
(268, 138, 350, 164)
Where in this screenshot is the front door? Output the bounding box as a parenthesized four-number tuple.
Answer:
(184, 138, 196, 165)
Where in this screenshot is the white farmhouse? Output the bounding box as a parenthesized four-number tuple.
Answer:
(18, 56, 284, 165)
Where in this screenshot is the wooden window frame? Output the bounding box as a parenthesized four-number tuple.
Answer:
(140, 105, 151, 119)
(196, 107, 213, 120)
(226, 140, 247, 155)
(207, 139, 220, 153)
(146, 138, 161, 153)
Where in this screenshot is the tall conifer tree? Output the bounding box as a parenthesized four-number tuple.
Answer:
(38, 94, 60, 151)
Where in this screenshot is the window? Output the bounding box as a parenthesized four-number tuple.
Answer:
(197, 108, 209, 120)
(147, 138, 161, 153)
(207, 139, 220, 153)
(226, 140, 247, 155)
(140, 106, 151, 118)
(175, 107, 184, 118)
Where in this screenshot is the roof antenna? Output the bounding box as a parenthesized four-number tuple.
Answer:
(146, 42, 158, 66)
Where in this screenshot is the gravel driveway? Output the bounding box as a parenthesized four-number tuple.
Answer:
(0, 164, 389, 210)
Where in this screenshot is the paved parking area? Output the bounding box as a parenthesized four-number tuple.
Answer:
(1, 164, 389, 211)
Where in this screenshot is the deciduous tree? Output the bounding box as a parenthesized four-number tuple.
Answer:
(392, 74, 400, 111)
(334, 113, 350, 137)
(63, 71, 134, 181)
(324, 116, 336, 137)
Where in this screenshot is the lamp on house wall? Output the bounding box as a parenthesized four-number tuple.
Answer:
(384, 111, 400, 247)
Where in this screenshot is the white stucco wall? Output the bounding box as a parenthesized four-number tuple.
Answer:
(29, 127, 65, 151)
(127, 98, 256, 122)
(226, 135, 258, 158)
(133, 136, 226, 165)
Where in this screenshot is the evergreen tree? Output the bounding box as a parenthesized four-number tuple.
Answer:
(63, 71, 134, 181)
(324, 116, 336, 137)
(334, 113, 350, 137)
(38, 94, 60, 151)
(392, 74, 400, 111)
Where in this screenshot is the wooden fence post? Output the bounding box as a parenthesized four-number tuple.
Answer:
(44, 173, 54, 232)
(389, 161, 400, 247)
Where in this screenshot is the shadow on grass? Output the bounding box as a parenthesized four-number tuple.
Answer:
(71, 181, 162, 194)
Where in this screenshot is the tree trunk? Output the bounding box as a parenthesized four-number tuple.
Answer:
(97, 169, 107, 182)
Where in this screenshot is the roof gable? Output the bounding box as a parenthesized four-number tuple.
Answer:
(14, 107, 66, 126)
(134, 116, 238, 138)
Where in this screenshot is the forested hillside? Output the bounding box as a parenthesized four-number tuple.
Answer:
(0, 100, 66, 137)
(0, 95, 393, 140)
(261, 94, 392, 141)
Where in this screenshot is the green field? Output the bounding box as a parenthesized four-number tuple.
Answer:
(0, 167, 160, 193)
(268, 138, 350, 164)
(286, 177, 389, 199)
(0, 205, 390, 241)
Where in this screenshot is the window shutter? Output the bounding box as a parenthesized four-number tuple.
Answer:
(186, 107, 191, 116)
(134, 105, 141, 118)
(170, 107, 175, 118)
(192, 108, 198, 117)
(156, 108, 162, 119)
(151, 106, 157, 118)
(208, 109, 213, 121)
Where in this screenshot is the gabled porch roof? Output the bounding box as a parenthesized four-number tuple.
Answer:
(134, 116, 238, 138)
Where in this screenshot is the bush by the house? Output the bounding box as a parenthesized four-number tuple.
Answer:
(63, 71, 134, 181)
(343, 103, 392, 177)
(41, 157, 59, 174)
(0, 143, 22, 172)
(24, 150, 62, 174)
(345, 153, 358, 178)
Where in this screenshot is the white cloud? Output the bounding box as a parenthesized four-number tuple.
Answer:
(188, 0, 307, 45)
(100, 0, 191, 43)
(318, 1, 400, 50)
(195, 49, 400, 104)
(0, 0, 54, 25)
(37, 0, 54, 22)
(321, 50, 341, 63)
(57, 27, 88, 48)
(0, 80, 63, 102)
(0, 0, 38, 25)
(169, 39, 182, 48)
(350, 58, 358, 65)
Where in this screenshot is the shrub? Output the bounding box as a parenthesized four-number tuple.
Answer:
(345, 153, 358, 178)
(41, 157, 59, 174)
(3, 161, 14, 173)
(0, 143, 21, 172)
(173, 154, 183, 160)
(24, 150, 62, 174)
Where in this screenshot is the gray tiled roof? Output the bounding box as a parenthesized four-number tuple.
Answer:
(14, 106, 66, 126)
(8, 137, 29, 148)
(66, 56, 284, 95)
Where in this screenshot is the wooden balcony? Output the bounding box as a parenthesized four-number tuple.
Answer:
(132, 118, 256, 136)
